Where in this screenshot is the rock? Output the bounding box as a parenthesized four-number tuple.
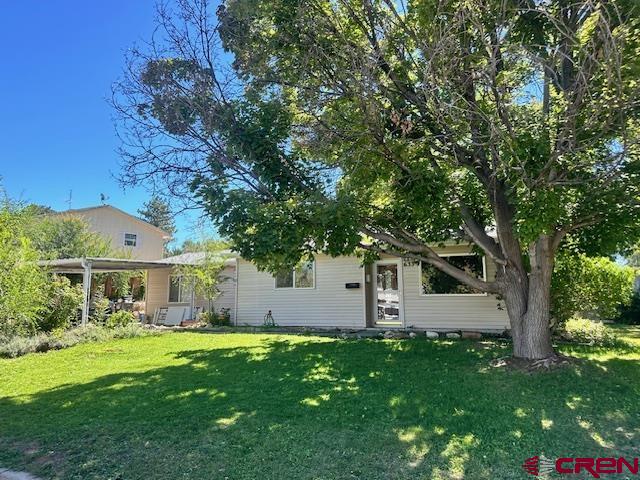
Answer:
(409, 332, 417, 338)
(425, 331, 439, 339)
(461, 331, 482, 339)
(383, 331, 395, 339)
(446, 332, 461, 339)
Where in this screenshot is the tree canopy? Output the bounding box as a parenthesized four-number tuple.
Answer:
(114, 0, 640, 359)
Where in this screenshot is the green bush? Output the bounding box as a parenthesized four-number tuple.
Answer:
(552, 253, 636, 326)
(562, 316, 618, 347)
(0, 324, 161, 358)
(38, 276, 84, 332)
(201, 308, 231, 326)
(0, 206, 49, 336)
(616, 292, 640, 324)
(105, 311, 137, 329)
(90, 293, 110, 325)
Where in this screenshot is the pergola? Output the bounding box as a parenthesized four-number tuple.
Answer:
(38, 257, 177, 326)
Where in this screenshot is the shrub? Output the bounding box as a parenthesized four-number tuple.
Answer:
(201, 308, 231, 326)
(616, 292, 640, 324)
(562, 316, 618, 347)
(105, 311, 137, 329)
(0, 324, 162, 358)
(90, 293, 110, 325)
(0, 206, 49, 336)
(552, 253, 635, 326)
(38, 276, 84, 332)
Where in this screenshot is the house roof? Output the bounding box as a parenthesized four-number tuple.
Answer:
(38, 257, 177, 273)
(57, 204, 173, 239)
(163, 250, 237, 267)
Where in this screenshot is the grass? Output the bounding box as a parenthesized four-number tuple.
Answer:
(0, 328, 639, 480)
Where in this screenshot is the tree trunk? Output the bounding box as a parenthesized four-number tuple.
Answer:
(502, 236, 556, 360)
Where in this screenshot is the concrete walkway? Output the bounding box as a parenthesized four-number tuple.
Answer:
(0, 468, 41, 480)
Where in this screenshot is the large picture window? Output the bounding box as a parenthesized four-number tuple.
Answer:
(168, 275, 194, 303)
(275, 260, 315, 289)
(420, 255, 486, 295)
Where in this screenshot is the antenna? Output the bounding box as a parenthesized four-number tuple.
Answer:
(100, 193, 109, 205)
(66, 190, 73, 210)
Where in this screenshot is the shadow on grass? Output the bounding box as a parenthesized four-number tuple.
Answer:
(0, 337, 639, 479)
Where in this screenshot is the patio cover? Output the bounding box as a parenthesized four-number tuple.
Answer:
(38, 257, 178, 326)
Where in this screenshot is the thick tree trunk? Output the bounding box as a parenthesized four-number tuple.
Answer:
(502, 236, 556, 360)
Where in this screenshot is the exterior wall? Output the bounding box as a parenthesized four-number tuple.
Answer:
(399, 245, 510, 332)
(66, 207, 166, 260)
(145, 265, 236, 322)
(236, 254, 366, 328)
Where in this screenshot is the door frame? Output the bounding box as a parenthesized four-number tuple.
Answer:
(372, 258, 405, 328)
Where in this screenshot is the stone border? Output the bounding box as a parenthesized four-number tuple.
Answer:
(0, 468, 41, 480)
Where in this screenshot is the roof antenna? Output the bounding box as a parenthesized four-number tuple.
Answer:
(100, 193, 109, 205)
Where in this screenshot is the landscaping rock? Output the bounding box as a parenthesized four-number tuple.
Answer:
(461, 331, 482, 339)
(408, 332, 417, 338)
(446, 332, 461, 339)
(425, 331, 439, 339)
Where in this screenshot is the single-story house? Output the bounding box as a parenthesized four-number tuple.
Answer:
(144, 243, 508, 332)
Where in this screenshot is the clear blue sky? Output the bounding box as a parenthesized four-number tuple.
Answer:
(0, 1, 212, 244)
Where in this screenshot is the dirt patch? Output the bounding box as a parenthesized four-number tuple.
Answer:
(0, 439, 65, 476)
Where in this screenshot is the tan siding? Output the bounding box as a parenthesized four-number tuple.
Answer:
(145, 266, 236, 322)
(69, 208, 165, 260)
(401, 245, 510, 331)
(236, 255, 365, 328)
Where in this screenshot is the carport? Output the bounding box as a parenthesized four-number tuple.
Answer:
(38, 257, 177, 326)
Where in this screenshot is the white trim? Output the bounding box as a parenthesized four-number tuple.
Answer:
(234, 258, 239, 326)
(167, 274, 192, 304)
(361, 264, 367, 327)
(373, 259, 403, 327)
(273, 260, 316, 290)
(418, 253, 488, 297)
(123, 232, 138, 248)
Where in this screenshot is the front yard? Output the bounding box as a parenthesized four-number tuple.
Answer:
(0, 330, 639, 479)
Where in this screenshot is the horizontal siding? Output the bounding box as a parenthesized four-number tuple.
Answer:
(401, 247, 510, 331)
(236, 255, 365, 328)
(146, 266, 236, 322)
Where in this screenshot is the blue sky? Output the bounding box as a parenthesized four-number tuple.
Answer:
(0, 1, 212, 244)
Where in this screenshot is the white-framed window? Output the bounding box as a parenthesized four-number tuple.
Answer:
(274, 260, 315, 289)
(420, 254, 486, 296)
(168, 275, 194, 303)
(123, 233, 138, 247)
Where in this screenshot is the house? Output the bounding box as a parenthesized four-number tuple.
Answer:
(58, 205, 171, 260)
(46, 204, 509, 332)
(232, 244, 509, 332)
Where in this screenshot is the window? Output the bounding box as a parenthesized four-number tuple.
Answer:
(124, 233, 137, 247)
(274, 260, 315, 289)
(420, 255, 486, 295)
(168, 275, 193, 303)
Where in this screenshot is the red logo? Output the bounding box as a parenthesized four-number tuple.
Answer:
(523, 456, 640, 478)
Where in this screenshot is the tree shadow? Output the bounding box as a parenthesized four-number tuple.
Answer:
(0, 336, 638, 479)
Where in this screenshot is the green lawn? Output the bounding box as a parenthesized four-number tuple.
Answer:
(0, 330, 639, 480)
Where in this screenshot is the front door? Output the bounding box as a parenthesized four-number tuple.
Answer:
(375, 262, 402, 326)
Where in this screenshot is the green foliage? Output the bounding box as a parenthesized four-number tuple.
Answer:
(105, 311, 137, 329)
(202, 308, 231, 326)
(28, 215, 112, 259)
(0, 324, 160, 358)
(138, 196, 176, 237)
(562, 316, 619, 347)
(0, 204, 49, 336)
(90, 292, 111, 325)
(38, 276, 84, 332)
(551, 252, 636, 324)
(616, 292, 640, 324)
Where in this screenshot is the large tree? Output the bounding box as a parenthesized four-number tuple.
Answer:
(138, 196, 176, 238)
(114, 0, 640, 360)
